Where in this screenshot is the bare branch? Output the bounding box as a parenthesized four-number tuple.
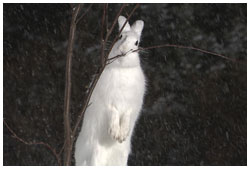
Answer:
(101, 4, 107, 66)
(104, 4, 127, 43)
(72, 69, 104, 137)
(69, 4, 74, 9)
(63, 4, 82, 166)
(99, 4, 127, 66)
(76, 4, 93, 25)
(107, 43, 242, 66)
(106, 4, 109, 33)
(59, 140, 66, 157)
(3, 119, 61, 165)
(106, 50, 132, 65)
(134, 44, 241, 63)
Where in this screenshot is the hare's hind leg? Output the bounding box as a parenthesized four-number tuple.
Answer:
(90, 143, 109, 166)
(107, 142, 130, 166)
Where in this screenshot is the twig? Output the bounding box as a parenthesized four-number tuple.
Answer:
(107, 43, 241, 65)
(72, 69, 104, 137)
(134, 44, 240, 63)
(69, 4, 74, 9)
(106, 4, 109, 33)
(101, 4, 107, 66)
(76, 4, 93, 25)
(101, 4, 127, 64)
(59, 140, 66, 157)
(3, 119, 61, 166)
(104, 4, 127, 43)
(106, 50, 132, 65)
(63, 4, 81, 166)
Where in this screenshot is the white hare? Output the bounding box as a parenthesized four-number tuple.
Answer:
(74, 15, 146, 166)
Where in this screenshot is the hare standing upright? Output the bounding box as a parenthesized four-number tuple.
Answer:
(75, 16, 146, 166)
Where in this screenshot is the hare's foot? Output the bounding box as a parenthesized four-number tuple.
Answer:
(109, 112, 120, 141)
(109, 118, 129, 143)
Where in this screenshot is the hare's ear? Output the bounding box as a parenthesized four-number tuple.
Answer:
(131, 20, 144, 36)
(118, 16, 130, 32)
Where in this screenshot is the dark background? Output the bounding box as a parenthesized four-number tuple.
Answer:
(3, 3, 247, 166)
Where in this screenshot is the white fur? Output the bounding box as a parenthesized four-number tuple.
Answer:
(75, 16, 146, 166)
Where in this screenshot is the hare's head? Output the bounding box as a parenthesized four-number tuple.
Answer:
(116, 16, 144, 55)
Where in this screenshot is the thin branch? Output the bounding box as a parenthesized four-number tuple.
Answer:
(69, 4, 74, 9)
(59, 140, 66, 157)
(107, 43, 242, 65)
(72, 70, 104, 137)
(106, 4, 109, 33)
(101, 4, 107, 66)
(104, 4, 127, 43)
(3, 119, 61, 166)
(100, 4, 127, 65)
(63, 4, 81, 166)
(76, 4, 93, 25)
(106, 50, 132, 65)
(134, 44, 240, 63)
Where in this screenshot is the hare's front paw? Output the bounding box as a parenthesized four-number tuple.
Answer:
(109, 123, 129, 143)
(109, 114, 120, 141)
(108, 113, 130, 143)
(118, 124, 130, 143)
(118, 114, 130, 143)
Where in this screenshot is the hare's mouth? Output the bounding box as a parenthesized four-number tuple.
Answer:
(120, 51, 127, 56)
(121, 49, 133, 56)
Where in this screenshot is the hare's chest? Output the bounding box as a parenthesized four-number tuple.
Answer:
(96, 67, 144, 101)
(109, 68, 140, 90)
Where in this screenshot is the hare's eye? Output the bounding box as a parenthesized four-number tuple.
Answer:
(135, 40, 138, 46)
(119, 35, 122, 40)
